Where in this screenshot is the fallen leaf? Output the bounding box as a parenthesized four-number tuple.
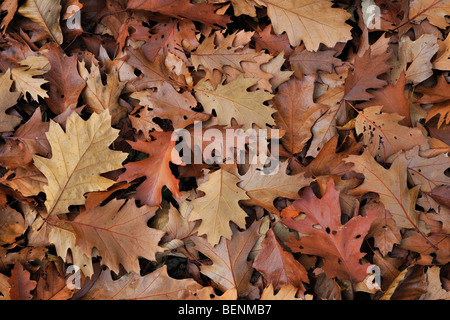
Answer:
(33, 110, 127, 217)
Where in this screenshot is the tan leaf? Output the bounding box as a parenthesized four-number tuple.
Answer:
(33, 110, 127, 217)
(194, 75, 275, 130)
(0, 206, 25, 245)
(433, 34, 450, 71)
(420, 266, 450, 300)
(344, 151, 427, 232)
(404, 146, 450, 192)
(190, 30, 260, 79)
(260, 283, 311, 300)
(409, 0, 450, 29)
(72, 199, 165, 274)
(398, 34, 439, 85)
(18, 0, 63, 44)
(188, 169, 249, 246)
(365, 201, 402, 256)
(354, 106, 429, 162)
(0, 167, 47, 197)
(82, 266, 202, 300)
(130, 82, 209, 131)
(306, 84, 346, 158)
(0, 69, 21, 132)
(78, 61, 126, 125)
(191, 220, 261, 298)
(254, 0, 352, 51)
(237, 161, 312, 213)
(11, 55, 49, 102)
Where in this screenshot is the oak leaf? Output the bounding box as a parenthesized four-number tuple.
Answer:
(0, 69, 21, 133)
(33, 110, 127, 217)
(188, 169, 249, 246)
(365, 201, 402, 256)
(358, 72, 412, 126)
(78, 61, 126, 125)
(236, 161, 312, 213)
(194, 75, 275, 130)
(118, 132, 182, 207)
(344, 47, 391, 101)
(72, 199, 165, 274)
(82, 265, 202, 300)
(8, 263, 37, 300)
(127, 0, 231, 27)
(433, 34, 450, 71)
(190, 30, 262, 81)
(289, 49, 342, 78)
(191, 220, 261, 298)
(420, 266, 450, 300)
(252, 24, 293, 57)
(344, 151, 426, 232)
(354, 106, 429, 162)
(260, 283, 310, 300)
(17, 0, 63, 44)
(130, 82, 209, 131)
(11, 55, 49, 102)
(142, 19, 199, 66)
(283, 178, 377, 282)
(404, 146, 450, 193)
(409, 0, 450, 29)
(254, 0, 352, 51)
(307, 135, 362, 177)
(253, 229, 309, 292)
(0, 107, 50, 170)
(34, 262, 76, 300)
(272, 76, 328, 154)
(0, 206, 25, 245)
(397, 34, 439, 85)
(43, 44, 86, 115)
(306, 84, 346, 158)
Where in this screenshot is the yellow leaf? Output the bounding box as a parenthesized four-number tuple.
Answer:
(33, 110, 127, 217)
(188, 169, 249, 246)
(195, 75, 275, 130)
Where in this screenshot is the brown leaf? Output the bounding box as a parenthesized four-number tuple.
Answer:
(72, 199, 165, 274)
(82, 265, 202, 300)
(344, 47, 391, 101)
(0, 206, 25, 245)
(127, 0, 231, 27)
(118, 132, 181, 207)
(283, 178, 378, 283)
(272, 76, 328, 154)
(43, 44, 86, 115)
(253, 229, 309, 293)
(8, 263, 37, 300)
(191, 220, 261, 298)
(34, 262, 77, 300)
